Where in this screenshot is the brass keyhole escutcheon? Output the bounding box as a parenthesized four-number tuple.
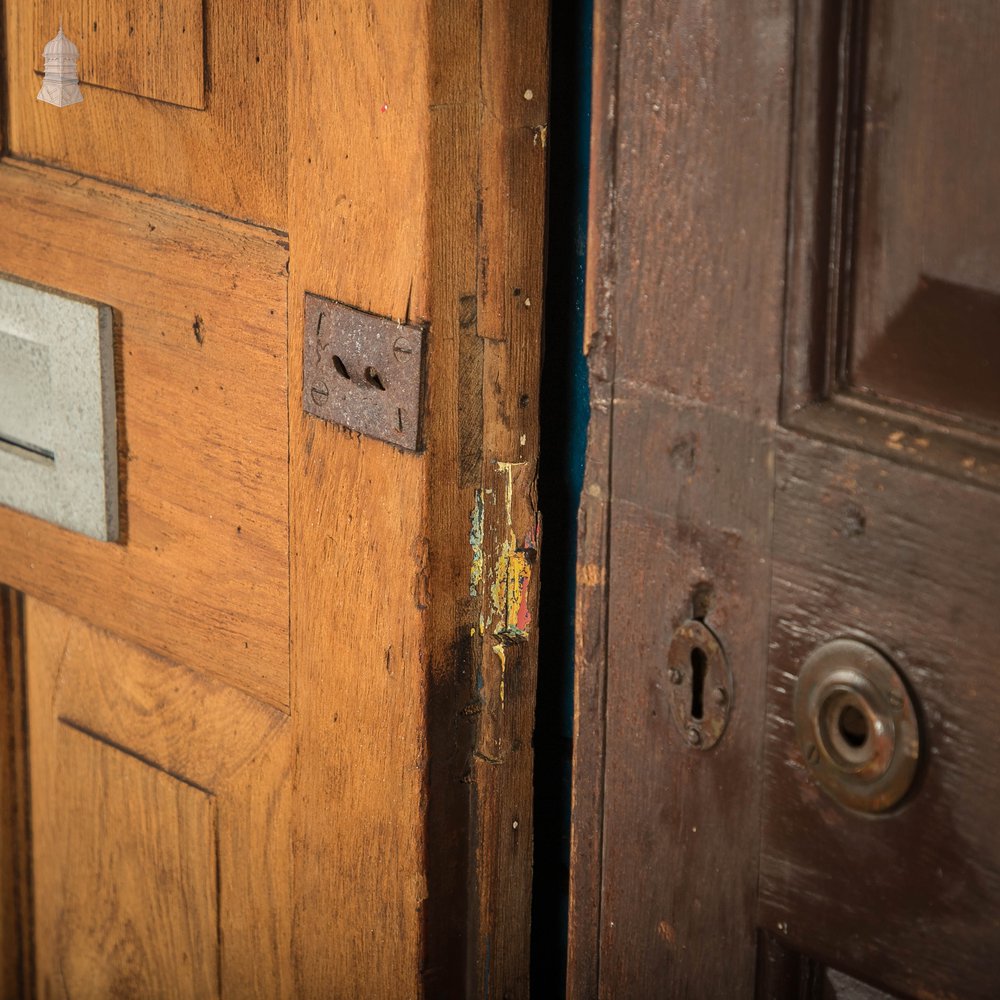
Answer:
(793, 638, 921, 814)
(666, 620, 732, 751)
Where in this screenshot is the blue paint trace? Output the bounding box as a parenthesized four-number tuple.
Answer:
(531, 0, 593, 995)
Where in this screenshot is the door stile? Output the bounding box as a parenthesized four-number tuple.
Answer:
(287, 2, 547, 995)
(0, 588, 32, 999)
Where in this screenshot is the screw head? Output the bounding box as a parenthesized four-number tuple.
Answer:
(686, 725, 703, 747)
(668, 668, 684, 685)
(393, 337, 414, 363)
(310, 381, 329, 405)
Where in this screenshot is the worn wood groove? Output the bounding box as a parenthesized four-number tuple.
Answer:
(0, 589, 32, 1000)
(566, 0, 621, 994)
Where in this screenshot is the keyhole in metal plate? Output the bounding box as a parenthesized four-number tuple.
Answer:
(332, 355, 350, 380)
(838, 704, 869, 749)
(690, 645, 707, 720)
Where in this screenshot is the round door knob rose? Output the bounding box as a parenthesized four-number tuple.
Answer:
(793, 638, 921, 814)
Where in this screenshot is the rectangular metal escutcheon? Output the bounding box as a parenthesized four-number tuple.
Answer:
(303, 294, 426, 452)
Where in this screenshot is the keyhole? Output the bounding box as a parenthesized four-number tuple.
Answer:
(364, 366, 386, 390)
(837, 704, 869, 748)
(690, 645, 707, 720)
(332, 355, 350, 380)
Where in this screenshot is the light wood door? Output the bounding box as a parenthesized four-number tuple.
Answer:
(0, 1, 548, 996)
(570, 1, 1000, 998)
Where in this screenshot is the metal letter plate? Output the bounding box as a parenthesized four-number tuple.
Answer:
(303, 294, 426, 451)
(0, 274, 118, 541)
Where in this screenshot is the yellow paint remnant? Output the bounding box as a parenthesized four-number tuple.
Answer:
(492, 642, 506, 705)
(490, 462, 536, 642)
(578, 563, 606, 587)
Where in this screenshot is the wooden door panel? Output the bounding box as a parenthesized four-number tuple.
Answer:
(47, 725, 220, 1000)
(847, 1, 1000, 428)
(0, 161, 290, 710)
(760, 432, 1000, 999)
(0, 0, 549, 993)
(27, 597, 292, 998)
(763, 2, 1000, 993)
(34, 0, 205, 109)
(5, 1, 286, 228)
(571, 0, 1000, 997)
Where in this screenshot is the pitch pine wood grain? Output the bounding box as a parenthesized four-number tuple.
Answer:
(288, 3, 430, 994)
(35, 0, 204, 108)
(0, 161, 290, 710)
(45, 725, 220, 999)
(6, 0, 286, 228)
(287, 1, 547, 994)
(26, 598, 293, 998)
(0, 590, 31, 1000)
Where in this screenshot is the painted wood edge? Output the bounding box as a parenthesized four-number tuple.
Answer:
(0, 588, 33, 999)
(567, 0, 621, 994)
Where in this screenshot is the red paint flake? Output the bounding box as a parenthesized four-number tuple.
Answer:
(516, 573, 532, 633)
(380, 102, 389, 113)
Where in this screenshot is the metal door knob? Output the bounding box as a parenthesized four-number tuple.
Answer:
(793, 638, 920, 814)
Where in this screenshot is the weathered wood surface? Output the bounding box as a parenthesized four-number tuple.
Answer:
(760, 431, 1000, 1000)
(566, 0, 620, 992)
(0, 161, 290, 710)
(6, 0, 287, 228)
(34, 0, 205, 108)
(569, 0, 792, 995)
(0, 590, 31, 1000)
(288, 0, 547, 994)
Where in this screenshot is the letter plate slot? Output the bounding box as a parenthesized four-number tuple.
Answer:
(0, 275, 118, 541)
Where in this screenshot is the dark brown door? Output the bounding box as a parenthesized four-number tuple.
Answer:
(569, 2, 1000, 998)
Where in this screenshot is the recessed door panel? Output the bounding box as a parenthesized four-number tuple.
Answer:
(4, 1, 287, 228)
(847, 1, 1000, 429)
(27, 597, 293, 997)
(0, 163, 290, 709)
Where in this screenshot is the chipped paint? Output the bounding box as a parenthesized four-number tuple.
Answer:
(493, 642, 506, 704)
(469, 489, 485, 597)
(489, 462, 537, 644)
(468, 461, 540, 714)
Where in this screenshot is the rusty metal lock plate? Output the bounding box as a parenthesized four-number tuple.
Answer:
(303, 294, 426, 451)
(666, 620, 733, 750)
(793, 638, 921, 814)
